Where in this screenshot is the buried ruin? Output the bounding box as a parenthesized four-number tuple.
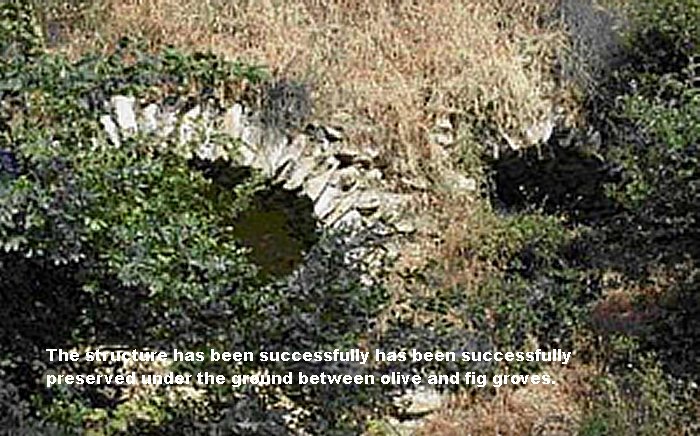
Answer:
(101, 95, 410, 279)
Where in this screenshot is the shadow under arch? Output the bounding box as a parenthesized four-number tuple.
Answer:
(190, 158, 320, 280)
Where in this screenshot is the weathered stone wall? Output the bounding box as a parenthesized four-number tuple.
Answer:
(101, 95, 409, 231)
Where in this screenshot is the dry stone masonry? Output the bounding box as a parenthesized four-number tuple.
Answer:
(99, 96, 449, 428)
(100, 95, 410, 232)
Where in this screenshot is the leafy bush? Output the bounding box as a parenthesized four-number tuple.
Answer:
(623, 0, 699, 76)
(600, 0, 698, 197)
(381, 211, 601, 383)
(392, 0, 699, 425)
(579, 352, 697, 436)
(0, 3, 392, 433)
(574, 0, 699, 431)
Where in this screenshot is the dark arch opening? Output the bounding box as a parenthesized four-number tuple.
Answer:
(191, 158, 320, 279)
(488, 137, 624, 224)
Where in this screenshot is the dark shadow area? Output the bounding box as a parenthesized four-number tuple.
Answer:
(572, 183, 700, 381)
(577, 193, 700, 277)
(0, 255, 85, 399)
(190, 157, 255, 188)
(191, 158, 320, 279)
(488, 136, 699, 380)
(0, 253, 166, 415)
(231, 186, 319, 279)
(489, 138, 624, 224)
(0, 149, 20, 178)
(259, 79, 313, 131)
(640, 288, 700, 380)
(0, 225, 393, 433)
(486, 94, 698, 384)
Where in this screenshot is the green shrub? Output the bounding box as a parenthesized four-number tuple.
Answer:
(381, 210, 600, 382)
(0, 4, 391, 433)
(603, 0, 699, 206)
(579, 352, 696, 436)
(623, 0, 699, 76)
(575, 1, 700, 431)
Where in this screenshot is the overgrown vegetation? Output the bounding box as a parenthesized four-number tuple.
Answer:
(1, 0, 698, 434)
(406, 0, 699, 433)
(0, 2, 392, 434)
(30, 0, 574, 177)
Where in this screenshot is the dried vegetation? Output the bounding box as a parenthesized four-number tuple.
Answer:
(42, 0, 576, 175)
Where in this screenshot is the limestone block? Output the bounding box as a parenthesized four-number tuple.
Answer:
(283, 155, 321, 191)
(314, 186, 342, 220)
(241, 123, 263, 149)
(222, 103, 245, 138)
(237, 143, 258, 167)
(159, 111, 177, 137)
(355, 190, 382, 213)
(330, 166, 360, 191)
(325, 190, 362, 226)
(141, 103, 160, 133)
(111, 96, 138, 136)
(332, 209, 363, 229)
(179, 105, 202, 144)
(100, 115, 120, 147)
(303, 157, 340, 202)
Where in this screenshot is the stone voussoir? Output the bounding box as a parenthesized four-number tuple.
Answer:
(99, 96, 408, 228)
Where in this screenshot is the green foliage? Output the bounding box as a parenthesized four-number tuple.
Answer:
(470, 220, 596, 353)
(0, 1, 43, 66)
(0, 4, 391, 434)
(574, 1, 700, 431)
(1, 0, 697, 433)
(579, 353, 695, 436)
(623, 0, 699, 76)
(390, 2, 699, 425)
(606, 60, 699, 210)
(603, 0, 699, 207)
(382, 210, 599, 382)
(473, 211, 568, 266)
(0, 4, 267, 299)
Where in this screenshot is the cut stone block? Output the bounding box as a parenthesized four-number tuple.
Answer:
(222, 103, 245, 138)
(284, 155, 323, 191)
(179, 105, 202, 144)
(141, 103, 160, 133)
(314, 186, 343, 220)
(111, 96, 138, 136)
(100, 115, 120, 147)
(303, 157, 340, 202)
(332, 209, 363, 229)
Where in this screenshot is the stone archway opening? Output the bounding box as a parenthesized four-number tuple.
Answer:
(191, 158, 319, 280)
(488, 138, 623, 224)
(103, 95, 407, 279)
(231, 184, 319, 279)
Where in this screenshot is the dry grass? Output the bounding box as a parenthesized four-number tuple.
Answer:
(399, 194, 501, 290)
(48, 0, 574, 175)
(417, 367, 590, 436)
(41, 2, 593, 431)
